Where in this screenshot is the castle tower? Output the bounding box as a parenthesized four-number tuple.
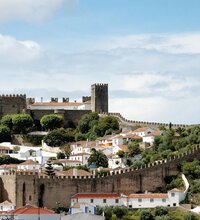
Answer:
(91, 83, 108, 113)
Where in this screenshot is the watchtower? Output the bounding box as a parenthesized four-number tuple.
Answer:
(91, 83, 108, 113)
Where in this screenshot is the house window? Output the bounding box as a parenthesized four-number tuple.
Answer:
(150, 199, 154, 203)
(115, 199, 119, 203)
(173, 203, 176, 207)
(162, 199, 166, 202)
(1, 206, 2, 210)
(103, 199, 107, 203)
(138, 199, 142, 203)
(90, 199, 93, 203)
(171, 193, 175, 197)
(29, 195, 32, 201)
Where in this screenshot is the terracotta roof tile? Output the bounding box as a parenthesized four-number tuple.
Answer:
(31, 102, 82, 106)
(133, 127, 152, 133)
(56, 169, 91, 177)
(19, 160, 38, 165)
(72, 193, 120, 199)
(128, 193, 168, 199)
(9, 205, 55, 214)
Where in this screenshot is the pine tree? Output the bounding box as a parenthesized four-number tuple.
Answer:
(44, 160, 55, 176)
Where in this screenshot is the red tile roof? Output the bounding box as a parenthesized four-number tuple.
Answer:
(133, 127, 151, 133)
(19, 160, 38, 165)
(31, 102, 82, 106)
(72, 193, 120, 199)
(9, 205, 55, 214)
(128, 193, 168, 199)
(56, 169, 91, 177)
(118, 145, 129, 153)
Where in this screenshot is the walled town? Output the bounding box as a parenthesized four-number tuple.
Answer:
(0, 84, 199, 220)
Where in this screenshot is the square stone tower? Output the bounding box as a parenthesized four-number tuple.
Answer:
(91, 83, 108, 113)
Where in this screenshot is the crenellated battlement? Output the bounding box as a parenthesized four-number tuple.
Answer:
(105, 112, 190, 128)
(0, 94, 26, 98)
(2, 144, 199, 179)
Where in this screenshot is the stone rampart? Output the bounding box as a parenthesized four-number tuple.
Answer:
(1, 145, 199, 209)
(106, 112, 191, 129)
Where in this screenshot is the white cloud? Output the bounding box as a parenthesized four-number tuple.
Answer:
(0, 32, 200, 124)
(0, 0, 76, 22)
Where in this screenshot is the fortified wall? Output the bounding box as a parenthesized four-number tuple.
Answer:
(0, 145, 200, 209)
(106, 112, 190, 129)
(0, 94, 26, 118)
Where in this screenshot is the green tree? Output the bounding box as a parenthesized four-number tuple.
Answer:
(44, 160, 55, 176)
(43, 128, 74, 147)
(128, 142, 141, 157)
(116, 150, 125, 158)
(113, 206, 128, 218)
(40, 114, 64, 131)
(154, 207, 168, 216)
(77, 112, 99, 134)
(0, 125, 11, 142)
(57, 152, 65, 159)
(0, 155, 24, 165)
(60, 144, 72, 159)
(12, 114, 33, 134)
(88, 148, 108, 168)
(140, 210, 154, 220)
(1, 115, 13, 130)
(184, 212, 198, 220)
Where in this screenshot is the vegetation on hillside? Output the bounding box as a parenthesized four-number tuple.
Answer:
(96, 206, 200, 220)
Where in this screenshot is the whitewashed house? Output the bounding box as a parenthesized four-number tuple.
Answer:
(17, 160, 41, 171)
(142, 130, 162, 145)
(71, 193, 123, 207)
(69, 153, 90, 165)
(0, 200, 15, 211)
(70, 203, 96, 215)
(133, 127, 154, 137)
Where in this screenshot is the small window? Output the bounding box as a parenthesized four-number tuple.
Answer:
(150, 198, 154, 203)
(29, 195, 32, 201)
(162, 199, 166, 203)
(173, 203, 176, 207)
(90, 199, 93, 203)
(138, 199, 142, 203)
(115, 199, 119, 203)
(103, 199, 107, 203)
(1, 206, 3, 210)
(171, 193, 175, 197)
(129, 205, 132, 208)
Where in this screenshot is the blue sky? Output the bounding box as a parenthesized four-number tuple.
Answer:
(0, 0, 200, 124)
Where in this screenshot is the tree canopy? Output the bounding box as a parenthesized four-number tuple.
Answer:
(12, 114, 33, 134)
(88, 148, 108, 168)
(40, 114, 64, 131)
(0, 125, 11, 143)
(43, 128, 74, 147)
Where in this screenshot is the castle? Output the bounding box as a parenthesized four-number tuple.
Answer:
(0, 83, 108, 127)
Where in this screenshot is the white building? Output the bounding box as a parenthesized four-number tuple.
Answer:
(69, 153, 90, 165)
(133, 127, 154, 137)
(70, 203, 96, 215)
(17, 160, 41, 171)
(0, 142, 57, 165)
(142, 130, 162, 145)
(71, 193, 123, 207)
(0, 201, 15, 212)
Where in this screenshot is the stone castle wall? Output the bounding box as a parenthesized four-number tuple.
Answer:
(1, 145, 200, 209)
(106, 112, 190, 129)
(0, 95, 26, 118)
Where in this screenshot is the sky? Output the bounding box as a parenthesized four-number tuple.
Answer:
(0, 0, 200, 124)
